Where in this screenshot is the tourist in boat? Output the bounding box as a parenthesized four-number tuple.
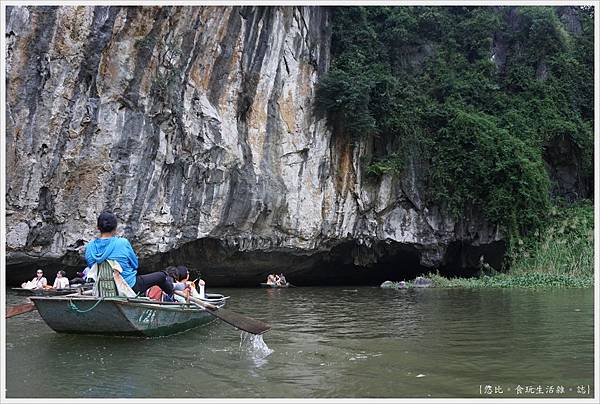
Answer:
(193, 276, 206, 299)
(173, 266, 206, 302)
(147, 266, 205, 302)
(69, 271, 85, 285)
(266, 274, 276, 285)
(47, 270, 70, 289)
(185, 270, 207, 299)
(146, 266, 181, 302)
(172, 266, 206, 300)
(21, 269, 48, 289)
(85, 211, 175, 297)
(277, 273, 287, 286)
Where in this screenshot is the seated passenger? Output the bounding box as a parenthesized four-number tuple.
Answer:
(70, 272, 85, 285)
(47, 270, 70, 289)
(266, 274, 276, 285)
(191, 275, 206, 299)
(70, 267, 93, 285)
(21, 269, 48, 289)
(173, 266, 206, 301)
(147, 266, 202, 302)
(146, 266, 177, 302)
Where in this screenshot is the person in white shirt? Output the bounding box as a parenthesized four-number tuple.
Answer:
(21, 269, 48, 289)
(50, 270, 70, 289)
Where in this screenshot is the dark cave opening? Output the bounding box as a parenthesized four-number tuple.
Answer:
(5, 238, 506, 287)
(141, 237, 506, 287)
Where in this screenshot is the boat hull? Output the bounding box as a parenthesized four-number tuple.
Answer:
(260, 283, 289, 288)
(11, 286, 92, 296)
(30, 296, 222, 337)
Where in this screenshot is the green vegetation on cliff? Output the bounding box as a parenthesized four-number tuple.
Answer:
(316, 6, 594, 246)
(429, 201, 594, 287)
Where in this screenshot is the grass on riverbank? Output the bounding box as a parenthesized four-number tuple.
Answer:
(426, 201, 595, 288)
(427, 272, 593, 288)
(510, 200, 594, 277)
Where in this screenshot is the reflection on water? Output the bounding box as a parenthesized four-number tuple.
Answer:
(4, 287, 595, 398)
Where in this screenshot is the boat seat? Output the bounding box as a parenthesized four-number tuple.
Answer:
(96, 261, 118, 298)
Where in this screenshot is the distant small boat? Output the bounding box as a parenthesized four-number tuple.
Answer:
(260, 282, 290, 288)
(30, 293, 228, 337)
(11, 284, 93, 296)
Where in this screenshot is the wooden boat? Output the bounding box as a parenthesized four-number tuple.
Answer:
(29, 293, 228, 337)
(11, 284, 93, 296)
(260, 282, 290, 288)
(16, 262, 268, 336)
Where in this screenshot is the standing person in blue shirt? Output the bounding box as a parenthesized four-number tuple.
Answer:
(85, 212, 174, 296)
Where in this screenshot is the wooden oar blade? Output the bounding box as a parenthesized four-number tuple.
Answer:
(6, 302, 36, 318)
(208, 307, 271, 335)
(174, 290, 271, 335)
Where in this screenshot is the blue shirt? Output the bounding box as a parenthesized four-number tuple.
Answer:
(85, 237, 139, 288)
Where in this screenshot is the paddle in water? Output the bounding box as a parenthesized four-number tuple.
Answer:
(174, 291, 271, 335)
(6, 301, 36, 318)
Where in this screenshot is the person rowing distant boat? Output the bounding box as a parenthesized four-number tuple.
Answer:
(262, 273, 289, 288)
(266, 274, 277, 285)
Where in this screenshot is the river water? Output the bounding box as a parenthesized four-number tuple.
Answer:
(4, 287, 595, 399)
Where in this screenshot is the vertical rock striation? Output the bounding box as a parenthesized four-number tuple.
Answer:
(6, 6, 504, 285)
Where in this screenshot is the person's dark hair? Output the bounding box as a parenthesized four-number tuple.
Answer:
(59, 270, 66, 277)
(164, 266, 178, 280)
(163, 266, 190, 282)
(176, 266, 189, 282)
(97, 212, 118, 233)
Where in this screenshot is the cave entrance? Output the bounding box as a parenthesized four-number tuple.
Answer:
(5, 238, 505, 287)
(143, 238, 501, 287)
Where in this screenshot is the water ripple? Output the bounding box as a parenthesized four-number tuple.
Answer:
(5, 287, 594, 398)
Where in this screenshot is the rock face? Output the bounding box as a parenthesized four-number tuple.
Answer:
(6, 5, 505, 286)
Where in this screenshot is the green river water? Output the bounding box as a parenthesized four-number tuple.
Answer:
(4, 286, 595, 399)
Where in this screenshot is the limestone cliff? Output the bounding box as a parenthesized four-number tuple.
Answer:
(5, 6, 504, 285)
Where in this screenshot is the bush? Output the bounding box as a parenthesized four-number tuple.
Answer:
(510, 200, 594, 277)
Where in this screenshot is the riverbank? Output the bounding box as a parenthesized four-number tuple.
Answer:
(383, 272, 592, 289)
(426, 272, 593, 288)
(412, 201, 594, 289)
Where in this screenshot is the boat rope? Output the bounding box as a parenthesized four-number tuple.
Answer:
(68, 298, 104, 313)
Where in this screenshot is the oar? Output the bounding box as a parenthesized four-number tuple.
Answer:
(174, 290, 271, 335)
(6, 301, 36, 318)
(7, 290, 84, 318)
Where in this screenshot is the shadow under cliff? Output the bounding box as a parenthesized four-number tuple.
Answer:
(5, 237, 506, 287)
